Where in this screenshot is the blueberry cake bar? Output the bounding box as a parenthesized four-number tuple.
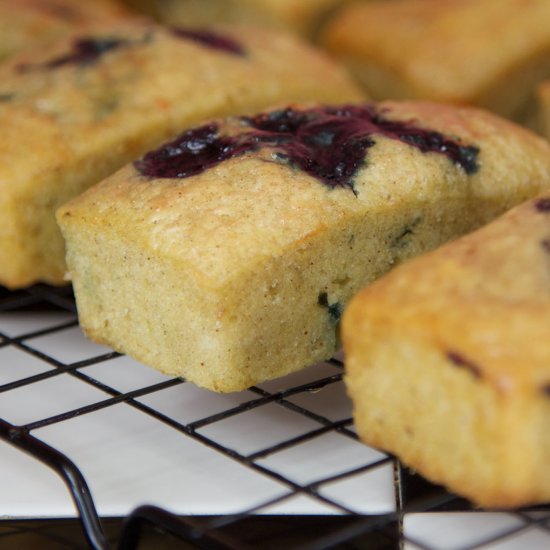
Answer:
(57, 101, 550, 392)
(0, 19, 362, 289)
(342, 194, 550, 508)
(323, 0, 550, 122)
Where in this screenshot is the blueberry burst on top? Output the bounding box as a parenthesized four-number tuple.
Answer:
(135, 104, 480, 192)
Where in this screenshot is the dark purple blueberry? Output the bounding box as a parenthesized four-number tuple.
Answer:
(135, 123, 250, 179)
(446, 351, 482, 379)
(535, 197, 550, 213)
(391, 217, 422, 249)
(135, 105, 480, 190)
(18, 37, 127, 72)
(171, 28, 245, 56)
(246, 108, 313, 134)
(360, 106, 479, 175)
(317, 292, 342, 323)
(543, 384, 550, 398)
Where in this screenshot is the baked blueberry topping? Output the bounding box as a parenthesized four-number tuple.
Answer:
(135, 123, 249, 179)
(172, 28, 245, 56)
(543, 384, 550, 397)
(318, 292, 342, 323)
(18, 37, 127, 72)
(0, 93, 14, 102)
(135, 105, 480, 189)
(447, 351, 481, 379)
(535, 197, 550, 212)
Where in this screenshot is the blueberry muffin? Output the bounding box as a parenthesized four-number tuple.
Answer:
(0, 19, 362, 289)
(343, 193, 550, 508)
(57, 100, 550, 392)
(323, 0, 550, 122)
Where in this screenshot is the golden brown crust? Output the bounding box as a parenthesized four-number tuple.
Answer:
(342, 194, 550, 508)
(322, 0, 550, 120)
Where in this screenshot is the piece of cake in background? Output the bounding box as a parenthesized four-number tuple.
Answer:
(536, 79, 550, 139)
(322, 0, 550, 123)
(342, 193, 550, 509)
(122, 0, 349, 38)
(57, 100, 550, 393)
(0, 19, 363, 290)
(0, 0, 136, 63)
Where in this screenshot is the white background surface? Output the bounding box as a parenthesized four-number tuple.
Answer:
(1, 310, 549, 549)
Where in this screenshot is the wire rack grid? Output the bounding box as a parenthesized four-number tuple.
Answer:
(0, 284, 549, 550)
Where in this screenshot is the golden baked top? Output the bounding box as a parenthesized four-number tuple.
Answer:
(0, 0, 134, 63)
(57, 100, 550, 287)
(343, 193, 550, 395)
(323, 0, 550, 108)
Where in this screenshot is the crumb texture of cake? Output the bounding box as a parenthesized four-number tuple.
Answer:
(123, 0, 349, 37)
(323, 0, 550, 121)
(342, 194, 550, 509)
(57, 101, 550, 392)
(0, 0, 134, 63)
(0, 19, 363, 289)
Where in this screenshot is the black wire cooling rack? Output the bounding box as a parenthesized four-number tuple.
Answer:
(0, 284, 549, 550)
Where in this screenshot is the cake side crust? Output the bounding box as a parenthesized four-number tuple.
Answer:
(342, 195, 550, 507)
